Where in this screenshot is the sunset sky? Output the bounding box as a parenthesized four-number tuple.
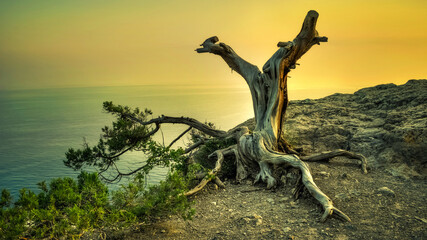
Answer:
(0, 0, 426, 94)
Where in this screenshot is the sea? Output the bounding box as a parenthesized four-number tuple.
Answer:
(0, 85, 255, 198)
(0, 84, 342, 198)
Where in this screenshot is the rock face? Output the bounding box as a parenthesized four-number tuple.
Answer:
(282, 79, 426, 179)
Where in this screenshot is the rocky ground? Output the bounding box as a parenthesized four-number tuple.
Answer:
(111, 160, 426, 239)
(283, 79, 427, 179)
(97, 80, 427, 239)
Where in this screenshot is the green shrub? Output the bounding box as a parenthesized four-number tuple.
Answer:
(0, 172, 126, 239)
(0, 167, 196, 239)
(15, 188, 39, 211)
(0, 207, 28, 240)
(78, 171, 109, 209)
(133, 171, 194, 221)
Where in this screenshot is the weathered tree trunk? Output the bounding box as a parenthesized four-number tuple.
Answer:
(194, 10, 367, 222)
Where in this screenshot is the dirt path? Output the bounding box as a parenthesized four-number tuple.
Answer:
(115, 158, 426, 240)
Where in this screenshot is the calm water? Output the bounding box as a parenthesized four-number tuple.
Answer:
(0, 85, 254, 198)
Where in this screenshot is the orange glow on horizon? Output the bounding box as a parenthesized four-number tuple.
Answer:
(0, 0, 426, 96)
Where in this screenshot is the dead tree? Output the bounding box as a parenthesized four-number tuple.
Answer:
(190, 10, 367, 222)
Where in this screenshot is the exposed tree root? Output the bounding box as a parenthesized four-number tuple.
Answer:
(266, 152, 352, 222)
(236, 132, 355, 222)
(301, 149, 368, 174)
(185, 145, 237, 196)
(254, 161, 277, 189)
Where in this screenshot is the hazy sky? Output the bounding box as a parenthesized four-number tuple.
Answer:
(1, 0, 426, 92)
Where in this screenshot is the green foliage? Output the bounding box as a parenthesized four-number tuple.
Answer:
(0, 207, 28, 240)
(78, 171, 109, 209)
(64, 101, 154, 171)
(38, 177, 80, 210)
(132, 171, 195, 221)
(0, 172, 135, 239)
(0, 189, 12, 209)
(15, 188, 39, 210)
(111, 173, 146, 209)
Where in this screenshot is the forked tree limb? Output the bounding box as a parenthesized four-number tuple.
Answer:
(196, 37, 260, 84)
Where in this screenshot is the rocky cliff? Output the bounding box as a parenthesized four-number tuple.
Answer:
(282, 79, 426, 179)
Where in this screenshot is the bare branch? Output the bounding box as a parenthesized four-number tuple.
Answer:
(168, 126, 192, 148)
(196, 36, 261, 83)
(124, 114, 228, 138)
(184, 139, 205, 154)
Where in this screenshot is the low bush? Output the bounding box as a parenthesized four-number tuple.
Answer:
(0, 169, 194, 239)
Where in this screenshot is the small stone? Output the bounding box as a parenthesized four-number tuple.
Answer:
(318, 171, 330, 178)
(242, 217, 251, 224)
(376, 187, 395, 197)
(298, 218, 307, 223)
(344, 223, 357, 230)
(350, 190, 361, 196)
(285, 219, 296, 224)
(255, 218, 263, 226)
(161, 229, 166, 233)
(228, 209, 233, 212)
(211, 202, 217, 206)
(387, 164, 422, 180)
(335, 234, 349, 240)
(335, 193, 350, 200)
(290, 201, 298, 208)
(283, 227, 292, 233)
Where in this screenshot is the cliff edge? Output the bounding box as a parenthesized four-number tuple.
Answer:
(284, 79, 426, 179)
